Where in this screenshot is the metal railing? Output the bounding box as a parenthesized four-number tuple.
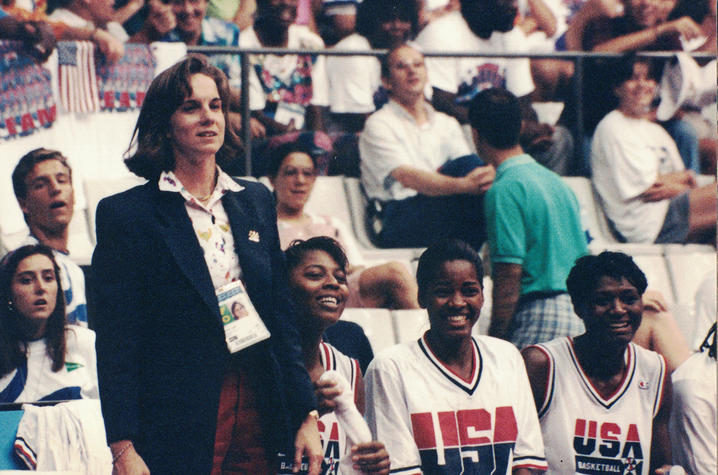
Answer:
(186, 45, 716, 176)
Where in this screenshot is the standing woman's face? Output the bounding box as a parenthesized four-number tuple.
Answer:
(169, 73, 226, 164)
(10, 254, 58, 338)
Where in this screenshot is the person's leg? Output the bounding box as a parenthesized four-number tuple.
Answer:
(357, 262, 419, 310)
(688, 184, 717, 243)
(379, 195, 459, 248)
(663, 119, 701, 174)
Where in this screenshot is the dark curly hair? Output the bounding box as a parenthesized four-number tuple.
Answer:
(284, 236, 349, 274)
(124, 54, 242, 180)
(416, 239, 483, 305)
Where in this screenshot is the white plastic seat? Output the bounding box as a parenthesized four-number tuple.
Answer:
(664, 244, 716, 307)
(84, 175, 147, 244)
(561, 176, 617, 248)
(392, 309, 429, 345)
(340, 308, 396, 354)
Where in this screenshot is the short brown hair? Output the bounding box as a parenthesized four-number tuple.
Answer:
(12, 148, 72, 200)
(124, 54, 242, 180)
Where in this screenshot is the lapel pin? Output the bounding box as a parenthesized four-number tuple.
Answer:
(248, 230, 260, 242)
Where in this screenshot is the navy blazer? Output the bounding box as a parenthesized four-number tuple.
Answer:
(91, 179, 316, 475)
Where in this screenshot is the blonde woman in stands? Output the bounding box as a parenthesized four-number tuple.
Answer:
(0, 244, 98, 404)
(91, 54, 322, 475)
(285, 236, 390, 474)
(268, 142, 419, 310)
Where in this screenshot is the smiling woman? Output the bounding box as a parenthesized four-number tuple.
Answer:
(522, 251, 672, 473)
(364, 239, 548, 474)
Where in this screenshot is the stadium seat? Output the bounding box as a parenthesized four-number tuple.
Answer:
(84, 176, 147, 244)
(340, 308, 396, 354)
(392, 309, 430, 345)
(561, 176, 618, 247)
(664, 244, 716, 307)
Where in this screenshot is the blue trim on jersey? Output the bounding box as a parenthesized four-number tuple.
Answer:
(0, 359, 28, 403)
(38, 386, 82, 402)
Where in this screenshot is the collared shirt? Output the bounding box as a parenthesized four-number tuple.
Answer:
(359, 99, 472, 201)
(158, 167, 244, 290)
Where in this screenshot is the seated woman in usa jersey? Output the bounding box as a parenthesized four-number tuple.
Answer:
(0, 244, 98, 403)
(522, 251, 672, 474)
(286, 237, 390, 474)
(364, 239, 547, 474)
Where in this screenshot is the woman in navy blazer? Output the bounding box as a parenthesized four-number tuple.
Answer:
(91, 55, 323, 475)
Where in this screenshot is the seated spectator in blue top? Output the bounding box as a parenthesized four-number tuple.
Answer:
(0, 244, 98, 403)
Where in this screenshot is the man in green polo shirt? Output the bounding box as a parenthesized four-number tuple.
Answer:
(469, 88, 588, 348)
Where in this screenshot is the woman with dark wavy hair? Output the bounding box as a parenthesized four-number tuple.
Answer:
(0, 244, 98, 403)
(92, 54, 322, 475)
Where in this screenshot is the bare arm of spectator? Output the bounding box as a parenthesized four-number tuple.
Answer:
(564, 0, 624, 50)
(232, 0, 256, 30)
(113, 0, 145, 25)
(128, 0, 176, 43)
(489, 262, 522, 340)
(56, 25, 124, 61)
(520, 0, 558, 37)
(639, 170, 695, 202)
(391, 164, 495, 197)
(592, 15, 703, 52)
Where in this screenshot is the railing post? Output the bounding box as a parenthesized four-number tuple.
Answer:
(240, 51, 252, 176)
(573, 54, 585, 176)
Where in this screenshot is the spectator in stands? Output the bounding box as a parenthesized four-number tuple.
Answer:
(591, 56, 716, 244)
(47, 0, 129, 43)
(285, 237, 391, 474)
(365, 239, 547, 473)
(415, 0, 573, 175)
(359, 43, 495, 249)
(468, 88, 587, 348)
(313, 0, 362, 46)
(91, 55, 322, 474)
(207, 0, 256, 29)
(0, 244, 97, 403)
(567, 0, 703, 51)
(240, 0, 329, 135)
(270, 143, 420, 309)
(522, 251, 672, 473)
(670, 323, 716, 474)
(10, 148, 88, 327)
(0, 9, 56, 61)
(326, 0, 420, 133)
(2, 0, 124, 61)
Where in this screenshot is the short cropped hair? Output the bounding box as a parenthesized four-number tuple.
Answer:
(356, 0, 419, 47)
(566, 251, 648, 310)
(12, 148, 72, 200)
(285, 236, 349, 273)
(124, 54, 242, 181)
(380, 43, 423, 80)
(265, 142, 317, 179)
(468, 88, 522, 149)
(416, 239, 483, 303)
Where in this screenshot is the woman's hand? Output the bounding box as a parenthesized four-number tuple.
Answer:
(110, 441, 150, 475)
(313, 377, 342, 416)
(349, 441, 390, 474)
(293, 412, 323, 475)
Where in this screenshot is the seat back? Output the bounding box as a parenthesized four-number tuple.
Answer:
(84, 176, 147, 244)
(340, 308, 396, 354)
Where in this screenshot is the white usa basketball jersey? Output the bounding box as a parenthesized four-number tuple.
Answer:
(533, 338, 667, 474)
(317, 341, 361, 475)
(365, 333, 547, 474)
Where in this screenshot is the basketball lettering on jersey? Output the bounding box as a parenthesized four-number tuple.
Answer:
(409, 406, 518, 474)
(572, 419, 645, 474)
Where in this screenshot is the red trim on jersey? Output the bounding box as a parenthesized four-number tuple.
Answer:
(652, 353, 667, 418)
(420, 333, 480, 386)
(567, 338, 636, 409)
(528, 344, 554, 415)
(515, 462, 549, 470)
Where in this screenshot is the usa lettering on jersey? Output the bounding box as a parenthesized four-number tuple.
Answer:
(573, 419, 644, 475)
(318, 419, 341, 474)
(410, 406, 518, 474)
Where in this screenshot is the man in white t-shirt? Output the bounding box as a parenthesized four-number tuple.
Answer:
(359, 44, 495, 249)
(10, 148, 88, 327)
(591, 57, 716, 244)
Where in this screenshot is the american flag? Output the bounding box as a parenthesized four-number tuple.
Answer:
(58, 41, 99, 113)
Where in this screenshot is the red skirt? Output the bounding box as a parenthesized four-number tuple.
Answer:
(211, 366, 274, 474)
